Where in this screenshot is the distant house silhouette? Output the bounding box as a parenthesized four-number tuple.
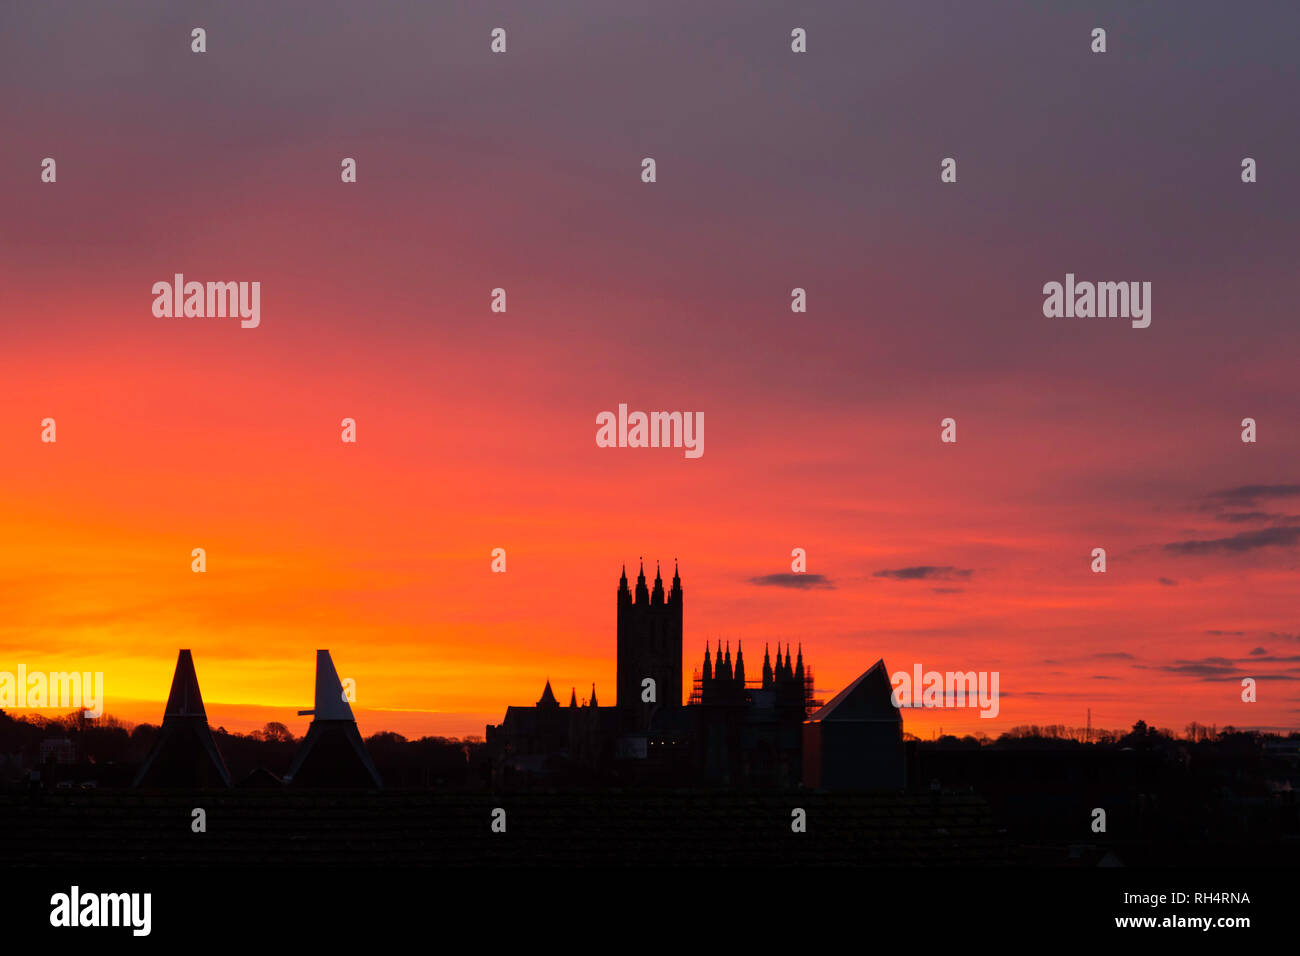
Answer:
(133, 650, 231, 788)
(803, 659, 905, 790)
(40, 736, 78, 766)
(236, 766, 283, 788)
(285, 650, 382, 788)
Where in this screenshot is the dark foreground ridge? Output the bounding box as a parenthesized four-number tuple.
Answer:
(3, 789, 1004, 866)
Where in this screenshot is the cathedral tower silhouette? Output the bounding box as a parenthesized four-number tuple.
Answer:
(616, 559, 683, 732)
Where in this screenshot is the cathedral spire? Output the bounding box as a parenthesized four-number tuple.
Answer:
(569, 687, 578, 708)
(763, 642, 773, 689)
(703, 643, 712, 681)
(590, 683, 598, 707)
(635, 557, 649, 604)
(734, 641, 745, 686)
(538, 679, 558, 708)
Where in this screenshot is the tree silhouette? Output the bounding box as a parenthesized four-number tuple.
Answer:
(258, 721, 294, 743)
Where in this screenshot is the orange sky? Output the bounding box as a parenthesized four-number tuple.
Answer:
(3, 2, 1299, 741)
(2, 313, 1297, 739)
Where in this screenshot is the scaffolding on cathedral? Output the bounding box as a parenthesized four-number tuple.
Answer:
(687, 641, 821, 713)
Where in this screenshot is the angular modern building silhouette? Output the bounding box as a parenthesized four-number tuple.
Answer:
(286, 650, 382, 788)
(133, 649, 231, 788)
(802, 659, 905, 790)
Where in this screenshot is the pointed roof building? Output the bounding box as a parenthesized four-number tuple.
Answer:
(538, 680, 559, 708)
(133, 650, 231, 788)
(803, 659, 905, 790)
(285, 650, 382, 788)
(806, 659, 899, 723)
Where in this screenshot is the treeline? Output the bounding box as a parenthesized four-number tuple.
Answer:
(909, 719, 1299, 750)
(0, 710, 489, 789)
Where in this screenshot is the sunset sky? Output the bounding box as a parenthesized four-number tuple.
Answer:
(2, 1, 1299, 741)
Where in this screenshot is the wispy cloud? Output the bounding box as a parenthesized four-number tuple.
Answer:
(1209, 484, 1300, 506)
(1213, 511, 1291, 524)
(1135, 654, 1300, 681)
(749, 573, 834, 590)
(873, 566, 973, 581)
(1164, 525, 1300, 555)
(1137, 657, 1240, 678)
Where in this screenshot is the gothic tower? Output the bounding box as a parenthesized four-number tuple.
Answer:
(617, 559, 683, 732)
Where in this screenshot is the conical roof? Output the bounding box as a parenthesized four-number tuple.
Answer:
(163, 649, 207, 718)
(133, 650, 231, 788)
(286, 650, 382, 788)
(306, 648, 354, 721)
